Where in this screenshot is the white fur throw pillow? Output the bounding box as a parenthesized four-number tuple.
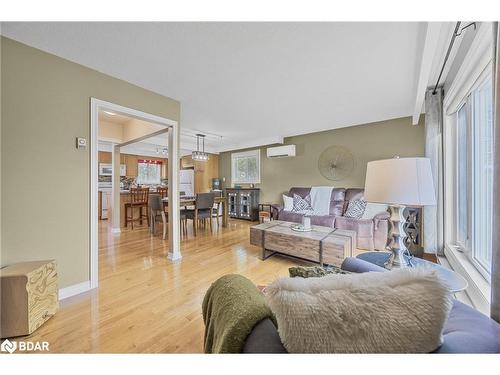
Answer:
(265, 268, 453, 353)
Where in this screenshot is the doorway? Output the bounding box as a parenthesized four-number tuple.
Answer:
(90, 98, 181, 290)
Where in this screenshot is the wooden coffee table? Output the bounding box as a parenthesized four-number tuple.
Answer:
(250, 220, 356, 267)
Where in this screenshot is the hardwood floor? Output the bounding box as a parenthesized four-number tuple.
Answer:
(19, 219, 309, 353)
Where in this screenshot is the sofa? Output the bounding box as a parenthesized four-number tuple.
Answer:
(273, 187, 390, 251)
(241, 257, 500, 353)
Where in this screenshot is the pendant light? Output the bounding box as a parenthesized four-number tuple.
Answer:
(192, 134, 209, 161)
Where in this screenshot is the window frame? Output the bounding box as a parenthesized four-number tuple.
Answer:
(231, 149, 261, 184)
(454, 100, 472, 253)
(470, 72, 494, 276)
(446, 65, 493, 282)
(441, 22, 493, 311)
(136, 160, 162, 185)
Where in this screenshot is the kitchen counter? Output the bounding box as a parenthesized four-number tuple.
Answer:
(100, 188, 165, 226)
(99, 189, 160, 194)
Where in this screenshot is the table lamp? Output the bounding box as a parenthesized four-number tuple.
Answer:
(364, 157, 436, 268)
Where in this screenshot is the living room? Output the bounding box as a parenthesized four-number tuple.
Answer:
(1, 1, 500, 373)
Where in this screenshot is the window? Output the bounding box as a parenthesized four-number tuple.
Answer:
(456, 104, 469, 249)
(472, 76, 493, 272)
(137, 160, 162, 185)
(231, 150, 261, 184)
(450, 71, 493, 278)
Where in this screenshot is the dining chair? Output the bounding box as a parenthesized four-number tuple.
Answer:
(181, 192, 215, 236)
(150, 193, 167, 239)
(125, 188, 150, 229)
(152, 193, 187, 239)
(211, 190, 222, 227)
(157, 187, 168, 199)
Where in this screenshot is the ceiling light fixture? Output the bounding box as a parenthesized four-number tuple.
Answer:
(156, 146, 168, 156)
(192, 134, 209, 162)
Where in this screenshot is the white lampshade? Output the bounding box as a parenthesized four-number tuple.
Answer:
(364, 157, 436, 206)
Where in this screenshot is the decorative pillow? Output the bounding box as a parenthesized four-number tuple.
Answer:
(292, 194, 313, 212)
(361, 203, 389, 219)
(265, 268, 453, 353)
(282, 194, 294, 212)
(344, 199, 367, 219)
(289, 266, 350, 278)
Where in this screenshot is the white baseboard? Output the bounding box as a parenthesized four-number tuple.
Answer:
(111, 227, 121, 234)
(59, 280, 92, 300)
(167, 252, 182, 261)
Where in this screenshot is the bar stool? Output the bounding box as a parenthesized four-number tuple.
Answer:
(125, 188, 150, 229)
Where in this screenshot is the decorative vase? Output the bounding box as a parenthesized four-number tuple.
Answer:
(302, 215, 311, 230)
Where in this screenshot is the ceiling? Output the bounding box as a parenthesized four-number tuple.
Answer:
(1, 22, 453, 152)
(99, 111, 133, 125)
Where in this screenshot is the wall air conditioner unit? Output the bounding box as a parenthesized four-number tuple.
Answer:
(266, 144, 296, 158)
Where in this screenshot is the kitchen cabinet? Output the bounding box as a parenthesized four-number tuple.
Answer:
(124, 154, 138, 177)
(99, 152, 167, 178)
(98, 191, 102, 219)
(98, 189, 111, 219)
(98, 151, 112, 164)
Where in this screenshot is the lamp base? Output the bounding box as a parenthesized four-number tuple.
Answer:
(384, 205, 410, 270)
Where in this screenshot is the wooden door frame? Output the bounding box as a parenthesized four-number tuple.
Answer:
(90, 98, 181, 290)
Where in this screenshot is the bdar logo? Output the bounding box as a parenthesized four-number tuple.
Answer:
(1, 339, 17, 353)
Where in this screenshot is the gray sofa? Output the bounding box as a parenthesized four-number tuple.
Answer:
(242, 258, 500, 353)
(273, 187, 390, 251)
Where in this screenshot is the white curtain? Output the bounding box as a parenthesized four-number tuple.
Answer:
(424, 88, 444, 255)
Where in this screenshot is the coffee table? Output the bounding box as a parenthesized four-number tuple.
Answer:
(357, 251, 468, 293)
(250, 220, 356, 267)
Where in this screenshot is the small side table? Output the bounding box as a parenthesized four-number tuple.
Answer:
(258, 203, 274, 223)
(1, 260, 59, 338)
(357, 252, 468, 293)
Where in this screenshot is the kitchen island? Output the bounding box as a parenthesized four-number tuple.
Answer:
(102, 189, 148, 228)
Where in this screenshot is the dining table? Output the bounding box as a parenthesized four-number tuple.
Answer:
(155, 195, 228, 239)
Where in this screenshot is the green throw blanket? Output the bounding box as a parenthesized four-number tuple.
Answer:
(202, 274, 276, 353)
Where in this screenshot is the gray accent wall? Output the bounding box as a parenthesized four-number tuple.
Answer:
(219, 116, 425, 203)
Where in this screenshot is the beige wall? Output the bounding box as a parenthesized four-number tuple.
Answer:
(98, 120, 124, 142)
(1, 37, 180, 288)
(99, 118, 165, 143)
(122, 118, 164, 143)
(219, 116, 425, 203)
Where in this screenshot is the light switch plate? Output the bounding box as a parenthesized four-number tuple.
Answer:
(76, 137, 87, 149)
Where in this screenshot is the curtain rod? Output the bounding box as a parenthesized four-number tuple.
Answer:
(432, 22, 477, 95)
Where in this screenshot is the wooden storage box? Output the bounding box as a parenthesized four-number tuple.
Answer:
(1, 260, 59, 338)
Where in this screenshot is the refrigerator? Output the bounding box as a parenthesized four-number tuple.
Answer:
(180, 169, 195, 197)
